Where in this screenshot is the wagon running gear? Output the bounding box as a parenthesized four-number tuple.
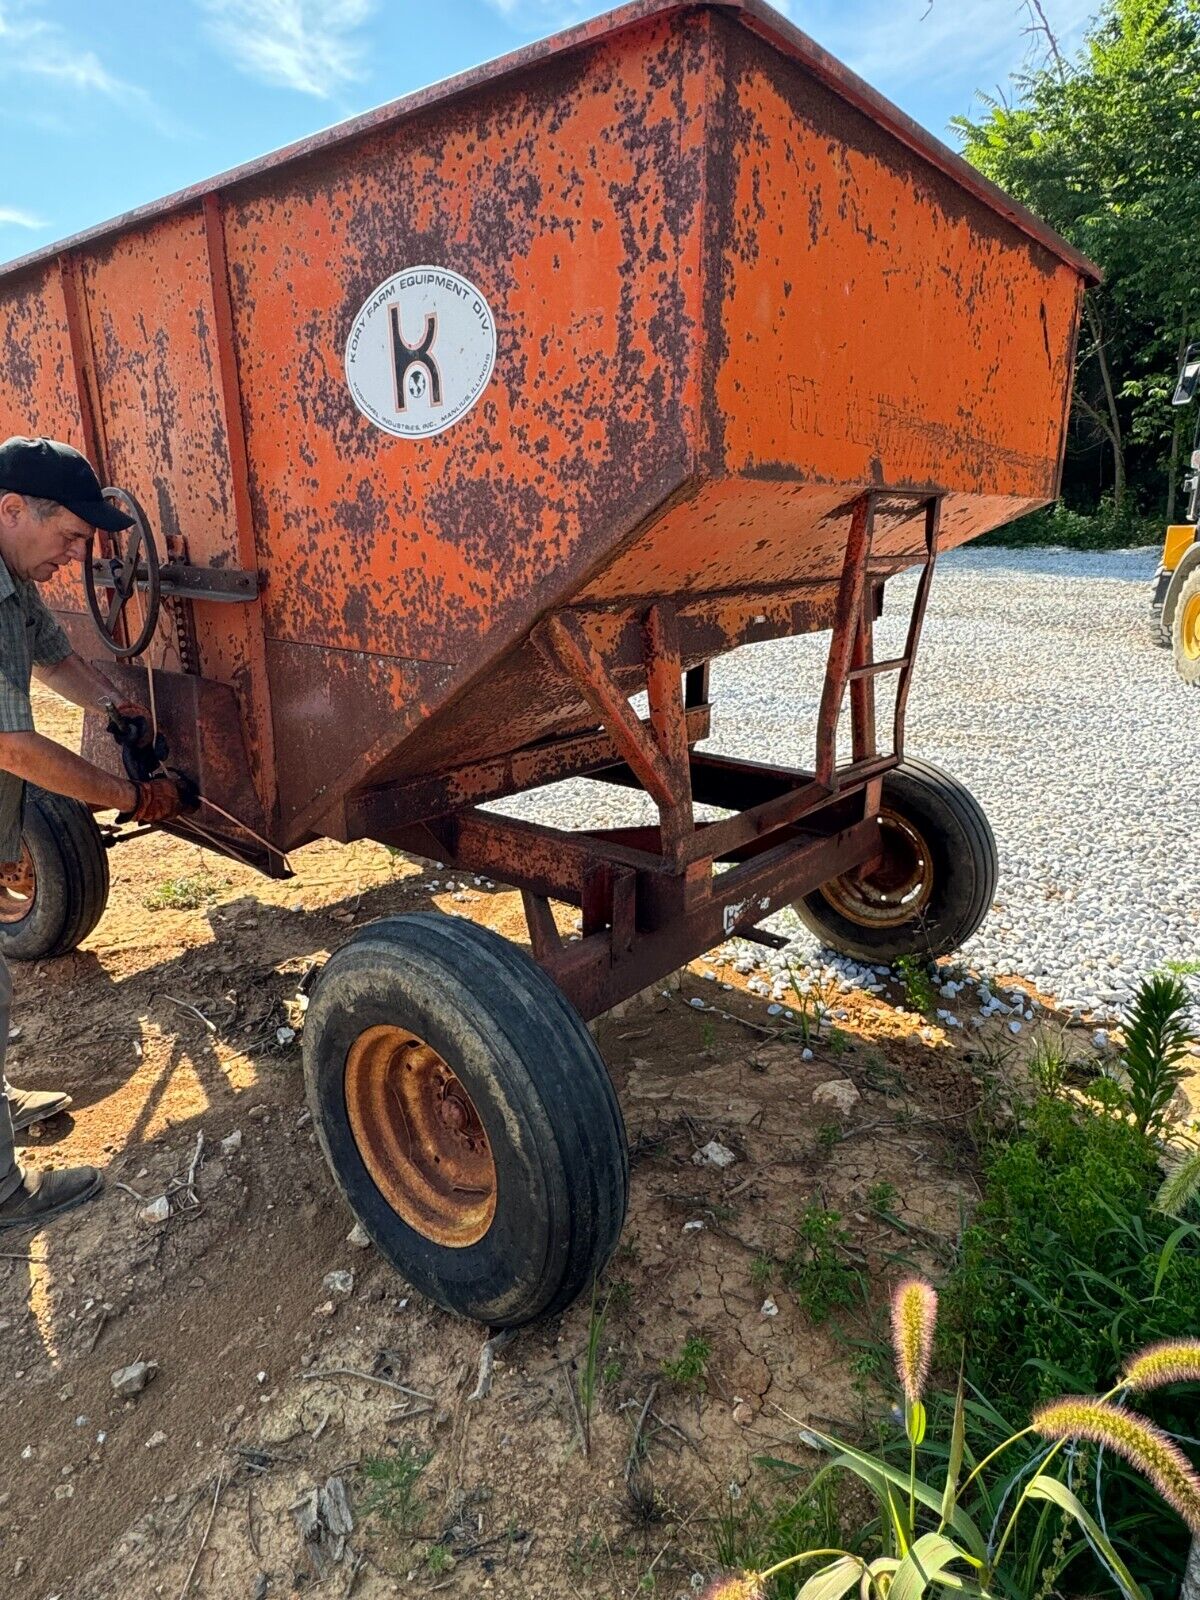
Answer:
(0, 436, 133, 533)
(0, 1164, 102, 1229)
(8, 1085, 71, 1132)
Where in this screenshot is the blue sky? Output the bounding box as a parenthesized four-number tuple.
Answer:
(0, 0, 1095, 266)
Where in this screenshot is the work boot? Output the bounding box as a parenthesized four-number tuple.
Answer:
(0, 1166, 102, 1230)
(7, 1085, 72, 1133)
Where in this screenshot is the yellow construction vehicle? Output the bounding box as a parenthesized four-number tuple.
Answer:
(1152, 341, 1200, 683)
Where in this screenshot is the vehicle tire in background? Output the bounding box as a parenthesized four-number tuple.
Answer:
(794, 757, 997, 964)
(303, 912, 628, 1327)
(0, 786, 111, 961)
(1171, 566, 1200, 685)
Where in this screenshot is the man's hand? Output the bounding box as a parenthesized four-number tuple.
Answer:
(129, 777, 188, 824)
(113, 700, 154, 746)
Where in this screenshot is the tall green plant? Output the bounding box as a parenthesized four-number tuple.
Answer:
(1121, 972, 1194, 1137)
(700, 1284, 1200, 1600)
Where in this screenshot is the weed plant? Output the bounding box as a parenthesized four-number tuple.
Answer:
(781, 1204, 865, 1323)
(895, 956, 936, 1016)
(662, 1335, 711, 1391)
(360, 1443, 432, 1536)
(704, 1279, 1200, 1599)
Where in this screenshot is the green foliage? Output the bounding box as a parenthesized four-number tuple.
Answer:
(359, 1443, 432, 1536)
(979, 497, 1161, 549)
(1121, 972, 1195, 1136)
(425, 1544, 452, 1575)
(1155, 1145, 1200, 1219)
(579, 1279, 611, 1450)
(1164, 958, 1200, 977)
(866, 1181, 898, 1216)
(940, 1095, 1200, 1591)
(750, 1254, 774, 1289)
(942, 1096, 1200, 1402)
(142, 871, 227, 911)
(661, 1335, 711, 1391)
(712, 1473, 863, 1599)
(894, 957, 935, 1016)
(1026, 1033, 1072, 1098)
(782, 1204, 865, 1323)
(748, 1289, 1195, 1600)
(956, 0, 1200, 522)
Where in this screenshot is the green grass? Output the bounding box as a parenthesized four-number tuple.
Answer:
(1163, 957, 1200, 977)
(661, 1335, 711, 1391)
(781, 1204, 865, 1323)
(142, 871, 228, 911)
(935, 1093, 1200, 1594)
(426, 1544, 452, 1575)
(359, 1443, 432, 1537)
(711, 1472, 866, 1598)
(894, 956, 936, 1015)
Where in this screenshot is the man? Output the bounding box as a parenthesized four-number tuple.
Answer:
(0, 436, 187, 1229)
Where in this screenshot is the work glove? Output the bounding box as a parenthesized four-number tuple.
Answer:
(126, 776, 188, 824)
(110, 700, 154, 748)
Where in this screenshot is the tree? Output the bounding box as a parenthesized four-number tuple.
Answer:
(954, 0, 1200, 516)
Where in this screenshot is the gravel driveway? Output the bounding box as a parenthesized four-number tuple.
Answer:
(501, 546, 1197, 1017)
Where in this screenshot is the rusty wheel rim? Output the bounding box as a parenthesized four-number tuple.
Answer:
(0, 844, 36, 925)
(818, 808, 934, 929)
(344, 1025, 497, 1248)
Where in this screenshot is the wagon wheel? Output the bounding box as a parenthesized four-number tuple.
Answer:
(0, 787, 110, 961)
(84, 486, 160, 658)
(304, 913, 628, 1327)
(794, 758, 997, 963)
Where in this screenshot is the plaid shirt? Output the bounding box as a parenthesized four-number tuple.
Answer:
(0, 560, 72, 862)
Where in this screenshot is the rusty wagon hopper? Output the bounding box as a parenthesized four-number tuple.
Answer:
(0, 0, 1096, 1325)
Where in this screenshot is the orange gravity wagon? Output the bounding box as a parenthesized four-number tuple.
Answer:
(0, 0, 1097, 1325)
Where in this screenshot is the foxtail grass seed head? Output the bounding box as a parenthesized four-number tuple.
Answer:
(1155, 1150, 1200, 1219)
(1034, 1397, 1200, 1534)
(699, 1574, 765, 1600)
(1123, 1340, 1200, 1393)
(891, 1277, 938, 1405)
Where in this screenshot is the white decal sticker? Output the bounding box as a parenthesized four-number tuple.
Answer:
(344, 266, 496, 439)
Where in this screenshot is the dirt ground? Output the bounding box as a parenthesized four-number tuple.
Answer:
(0, 688, 1100, 1600)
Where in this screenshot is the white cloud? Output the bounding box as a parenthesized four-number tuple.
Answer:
(0, 0, 171, 129)
(199, 0, 376, 98)
(0, 206, 44, 230)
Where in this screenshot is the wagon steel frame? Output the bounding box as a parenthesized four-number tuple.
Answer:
(355, 487, 939, 1017)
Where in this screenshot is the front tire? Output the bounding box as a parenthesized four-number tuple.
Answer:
(0, 786, 110, 960)
(1172, 567, 1200, 685)
(303, 913, 628, 1327)
(794, 758, 997, 963)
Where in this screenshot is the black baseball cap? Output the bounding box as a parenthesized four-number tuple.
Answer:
(0, 436, 134, 533)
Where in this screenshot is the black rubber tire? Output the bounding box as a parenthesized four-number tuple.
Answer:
(303, 913, 629, 1328)
(794, 758, 997, 964)
(1171, 566, 1200, 686)
(0, 786, 110, 961)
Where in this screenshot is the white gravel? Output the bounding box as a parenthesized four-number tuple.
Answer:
(497, 546, 1198, 1019)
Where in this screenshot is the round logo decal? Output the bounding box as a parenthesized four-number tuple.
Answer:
(344, 266, 496, 439)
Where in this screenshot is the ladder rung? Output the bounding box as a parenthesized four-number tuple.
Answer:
(848, 656, 908, 681)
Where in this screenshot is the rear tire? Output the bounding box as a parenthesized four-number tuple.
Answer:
(793, 758, 996, 964)
(0, 786, 110, 960)
(303, 913, 628, 1327)
(1171, 567, 1200, 685)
